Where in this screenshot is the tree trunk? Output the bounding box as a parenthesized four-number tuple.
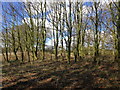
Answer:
(117, 1, 120, 61)
(67, 1, 72, 63)
(94, 2, 99, 63)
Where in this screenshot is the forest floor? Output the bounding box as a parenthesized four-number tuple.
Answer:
(1, 56, 120, 89)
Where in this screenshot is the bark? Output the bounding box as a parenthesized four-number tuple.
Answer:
(17, 27, 24, 62)
(54, 4, 59, 60)
(76, 2, 80, 62)
(41, 1, 46, 61)
(117, 1, 120, 60)
(94, 2, 99, 62)
(67, 1, 72, 63)
(5, 29, 9, 62)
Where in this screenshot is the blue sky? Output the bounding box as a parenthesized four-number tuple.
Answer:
(1, 1, 111, 34)
(0, 1, 104, 44)
(1, 2, 24, 30)
(0, 2, 2, 32)
(1, 1, 93, 25)
(0, 1, 115, 49)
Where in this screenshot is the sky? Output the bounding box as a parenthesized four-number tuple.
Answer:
(0, 0, 117, 48)
(1, 1, 91, 48)
(0, 0, 118, 2)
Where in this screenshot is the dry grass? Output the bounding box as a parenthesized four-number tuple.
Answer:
(1, 53, 120, 89)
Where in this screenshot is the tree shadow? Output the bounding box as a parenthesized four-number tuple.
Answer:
(2, 60, 96, 89)
(2, 59, 119, 89)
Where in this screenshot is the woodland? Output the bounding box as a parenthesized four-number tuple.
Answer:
(1, 0, 120, 89)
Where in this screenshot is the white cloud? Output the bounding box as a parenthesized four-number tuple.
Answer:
(100, 0, 117, 5)
(1, 0, 118, 3)
(20, 0, 118, 3)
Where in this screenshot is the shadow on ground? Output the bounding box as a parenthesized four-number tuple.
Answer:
(2, 59, 120, 89)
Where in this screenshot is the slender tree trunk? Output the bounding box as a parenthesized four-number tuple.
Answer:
(18, 27, 24, 62)
(27, 50, 30, 62)
(5, 48, 9, 62)
(75, 2, 83, 62)
(14, 48, 18, 61)
(12, 30, 18, 61)
(55, 4, 59, 60)
(67, 1, 72, 63)
(24, 25, 30, 62)
(41, 1, 46, 61)
(94, 2, 99, 63)
(117, 1, 120, 61)
(5, 29, 9, 62)
(76, 2, 80, 62)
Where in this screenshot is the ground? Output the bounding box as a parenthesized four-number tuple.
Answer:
(1, 56, 120, 89)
